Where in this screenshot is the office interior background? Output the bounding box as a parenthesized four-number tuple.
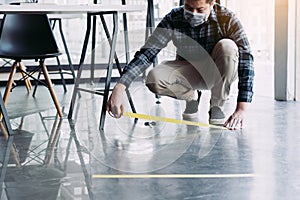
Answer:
(0, 0, 284, 101)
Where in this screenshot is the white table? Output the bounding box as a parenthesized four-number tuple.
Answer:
(0, 3, 143, 131)
(0, 4, 144, 14)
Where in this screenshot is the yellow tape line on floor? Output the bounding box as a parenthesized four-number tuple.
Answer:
(92, 174, 254, 179)
(123, 112, 228, 130)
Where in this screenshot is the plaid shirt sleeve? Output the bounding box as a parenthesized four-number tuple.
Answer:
(118, 13, 173, 88)
(218, 10, 254, 102)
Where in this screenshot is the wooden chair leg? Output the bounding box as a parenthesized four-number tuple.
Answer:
(40, 61, 63, 118)
(3, 61, 18, 104)
(19, 62, 32, 92)
(0, 62, 17, 121)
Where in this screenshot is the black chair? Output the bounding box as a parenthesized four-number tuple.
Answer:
(33, 17, 76, 94)
(0, 14, 63, 117)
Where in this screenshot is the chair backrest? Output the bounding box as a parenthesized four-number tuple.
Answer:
(0, 14, 61, 59)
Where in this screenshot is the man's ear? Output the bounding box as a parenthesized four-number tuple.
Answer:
(210, 0, 216, 6)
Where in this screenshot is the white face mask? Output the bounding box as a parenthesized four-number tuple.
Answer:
(184, 9, 208, 27)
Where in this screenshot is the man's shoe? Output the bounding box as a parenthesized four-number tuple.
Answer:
(209, 106, 226, 125)
(182, 90, 202, 118)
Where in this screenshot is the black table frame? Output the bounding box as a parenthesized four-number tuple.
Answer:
(67, 11, 136, 130)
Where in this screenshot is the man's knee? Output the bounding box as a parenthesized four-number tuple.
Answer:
(145, 69, 164, 94)
(212, 39, 239, 80)
(213, 39, 238, 57)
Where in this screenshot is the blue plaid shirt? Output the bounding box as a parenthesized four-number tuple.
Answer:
(119, 4, 254, 102)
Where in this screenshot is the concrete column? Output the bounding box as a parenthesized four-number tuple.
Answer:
(274, 0, 297, 100)
(296, 0, 300, 100)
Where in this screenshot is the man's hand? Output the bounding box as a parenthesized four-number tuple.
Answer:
(224, 102, 248, 130)
(106, 83, 126, 118)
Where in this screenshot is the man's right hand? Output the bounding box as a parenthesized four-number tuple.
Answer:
(106, 83, 126, 118)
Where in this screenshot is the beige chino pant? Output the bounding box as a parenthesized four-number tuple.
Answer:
(145, 39, 239, 108)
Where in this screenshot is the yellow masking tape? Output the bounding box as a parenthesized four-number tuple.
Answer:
(123, 112, 228, 130)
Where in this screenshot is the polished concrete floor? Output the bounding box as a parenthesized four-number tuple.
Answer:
(1, 63, 300, 200)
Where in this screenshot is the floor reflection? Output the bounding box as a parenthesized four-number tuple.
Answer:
(0, 84, 300, 199)
(0, 110, 92, 199)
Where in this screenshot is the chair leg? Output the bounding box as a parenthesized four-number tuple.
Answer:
(3, 61, 18, 104)
(40, 60, 63, 118)
(0, 61, 17, 121)
(19, 62, 32, 93)
(33, 68, 42, 97)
